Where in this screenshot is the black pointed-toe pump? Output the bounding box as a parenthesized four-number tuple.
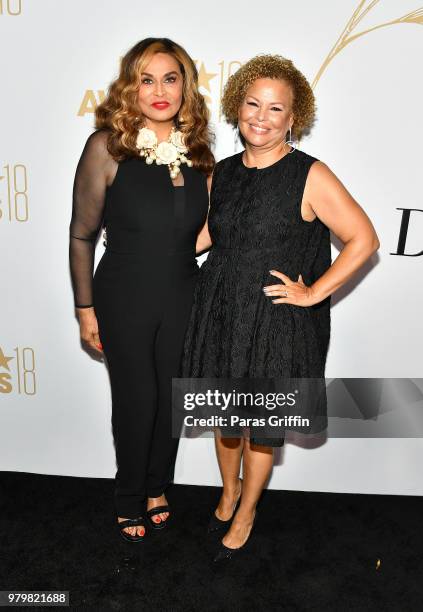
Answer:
(207, 478, 243, 533)
(213, 510, 258, 562)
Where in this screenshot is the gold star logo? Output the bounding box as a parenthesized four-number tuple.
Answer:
(197, 62, 218, 94)
(0, 347, 14, 371)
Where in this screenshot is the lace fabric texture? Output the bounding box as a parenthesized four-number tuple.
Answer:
(182, 149, 332, 379)
(69, 130, 117, 307)
(180, 149, 332, 445)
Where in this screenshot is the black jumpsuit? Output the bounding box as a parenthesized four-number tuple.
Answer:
(69, 130, 209, 518)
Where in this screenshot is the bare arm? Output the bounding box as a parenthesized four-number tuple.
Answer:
(195, 171, 213, 254)
(264, 161, 380, 305)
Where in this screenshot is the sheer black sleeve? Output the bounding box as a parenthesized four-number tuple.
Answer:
(69, 130, 117, 308)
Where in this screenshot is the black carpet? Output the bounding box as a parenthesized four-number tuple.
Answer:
(1, 471, 422, 611)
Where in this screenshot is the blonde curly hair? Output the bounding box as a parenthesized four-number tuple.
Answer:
(221, 54, 316, 140)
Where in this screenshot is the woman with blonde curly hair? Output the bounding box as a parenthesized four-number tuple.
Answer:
(182, 54, 379, 561)
(69, 37, 214, 541)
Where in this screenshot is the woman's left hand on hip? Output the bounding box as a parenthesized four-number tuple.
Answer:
(263, 270, 317, 306)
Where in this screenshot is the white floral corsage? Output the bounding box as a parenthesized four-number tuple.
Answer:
(136, 127, 192, 179)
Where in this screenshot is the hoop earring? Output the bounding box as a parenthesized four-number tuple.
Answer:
(285, 127, 297, 153)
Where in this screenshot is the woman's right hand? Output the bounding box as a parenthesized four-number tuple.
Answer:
(76, 307, 103, 354)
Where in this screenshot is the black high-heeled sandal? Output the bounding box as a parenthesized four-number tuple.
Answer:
(117, 516, 146, 542)
(146, 505, 171, 530)
(213, 509, 258, 562)
(207, 478, 243, 533)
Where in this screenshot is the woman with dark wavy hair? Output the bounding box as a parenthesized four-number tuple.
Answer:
(69, 37, 214, 541)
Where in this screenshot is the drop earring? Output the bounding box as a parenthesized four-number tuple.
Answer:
(285, 127, 296, 153)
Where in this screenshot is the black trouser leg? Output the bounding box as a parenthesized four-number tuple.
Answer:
(101, 315, 158, 518)
(146, 280, 195, 498)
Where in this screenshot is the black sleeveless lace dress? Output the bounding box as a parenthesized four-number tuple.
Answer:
(181, 149, 332, 447)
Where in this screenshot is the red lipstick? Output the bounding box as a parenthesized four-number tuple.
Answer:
(152, 101, 170, 110)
